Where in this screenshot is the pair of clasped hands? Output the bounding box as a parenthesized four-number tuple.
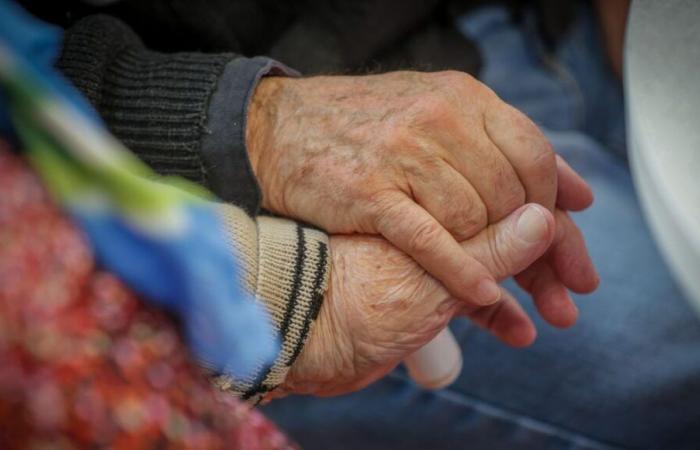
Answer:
(246, 71, 599, 398)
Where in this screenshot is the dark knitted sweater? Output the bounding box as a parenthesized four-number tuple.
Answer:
(55, 14, 280, 214)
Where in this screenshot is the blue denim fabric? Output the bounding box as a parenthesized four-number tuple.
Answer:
(261, 6, 700, 449)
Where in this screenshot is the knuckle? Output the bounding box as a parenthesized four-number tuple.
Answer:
(529, 146, 557, 204)
(502, 181, 527, 212)
(531, 138, 556, 169)
(530, 139, 557, 180)
(437, 70, 476, 89)
(368, 191, 400, 224)
(516, 119, 557, 204)
(503, 105, 543, 143)
(488, 168, 526, 221)
(446, 196, 488, 240)
(519, 116, 555, 164)
(401, 153, 443, 180)
(381, 126, 417, 153)
(412, 93, 453, 120)
(447, 70, 496, 102)
(406, 219, 443, 255)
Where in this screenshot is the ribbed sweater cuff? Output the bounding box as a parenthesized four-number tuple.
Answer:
(202, 57, 298, 214)
(56, 15, 233, 187)
(213, 206, 330, 403)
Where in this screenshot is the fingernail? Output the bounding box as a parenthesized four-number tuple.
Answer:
(476, 279, 501, 305)
(516, 205, 548, 243)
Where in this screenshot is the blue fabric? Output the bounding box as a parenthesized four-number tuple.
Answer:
(261, 5, 700, 449)
(0, 0, 102, 125)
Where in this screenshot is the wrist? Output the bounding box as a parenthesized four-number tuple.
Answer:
(245, 76, 291, 210)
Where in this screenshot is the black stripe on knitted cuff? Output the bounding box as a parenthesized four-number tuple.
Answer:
(241, 224, 306, 400)
(287, 239, 328, 366)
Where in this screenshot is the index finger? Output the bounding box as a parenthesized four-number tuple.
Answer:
(373, 191, 501, 306)
(460, 286, 537, 348)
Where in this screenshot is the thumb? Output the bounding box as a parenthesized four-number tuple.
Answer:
(460, 204, 555, 281)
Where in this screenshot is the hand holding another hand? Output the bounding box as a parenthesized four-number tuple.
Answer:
(273, 204, 588, 397)
(247, 71, 596, 311)
(247, 71, 599, 399)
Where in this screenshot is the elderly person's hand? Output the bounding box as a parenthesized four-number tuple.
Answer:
(246, 71, 595, 310)
(270, 203, 588, 398)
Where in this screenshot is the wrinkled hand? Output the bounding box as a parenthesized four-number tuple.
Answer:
(273, 204, 592, 398)
(247, 71, 594, 307)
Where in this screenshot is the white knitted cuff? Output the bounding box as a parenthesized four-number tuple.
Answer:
(213, 205, 329, 402)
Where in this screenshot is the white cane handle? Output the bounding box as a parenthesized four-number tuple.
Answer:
(404, 327, 462, 389)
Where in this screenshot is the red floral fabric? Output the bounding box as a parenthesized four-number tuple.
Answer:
(0, 143, 297, 449)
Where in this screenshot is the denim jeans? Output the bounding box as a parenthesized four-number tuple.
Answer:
(261, 6, 700, 449)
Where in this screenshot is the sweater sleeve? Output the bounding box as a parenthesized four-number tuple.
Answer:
(212, 203, 330, 403)
(56, 15, 331, 401)
(55, 14, 295, 214)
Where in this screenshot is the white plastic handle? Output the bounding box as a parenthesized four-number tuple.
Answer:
(404, 327, 462, 389)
